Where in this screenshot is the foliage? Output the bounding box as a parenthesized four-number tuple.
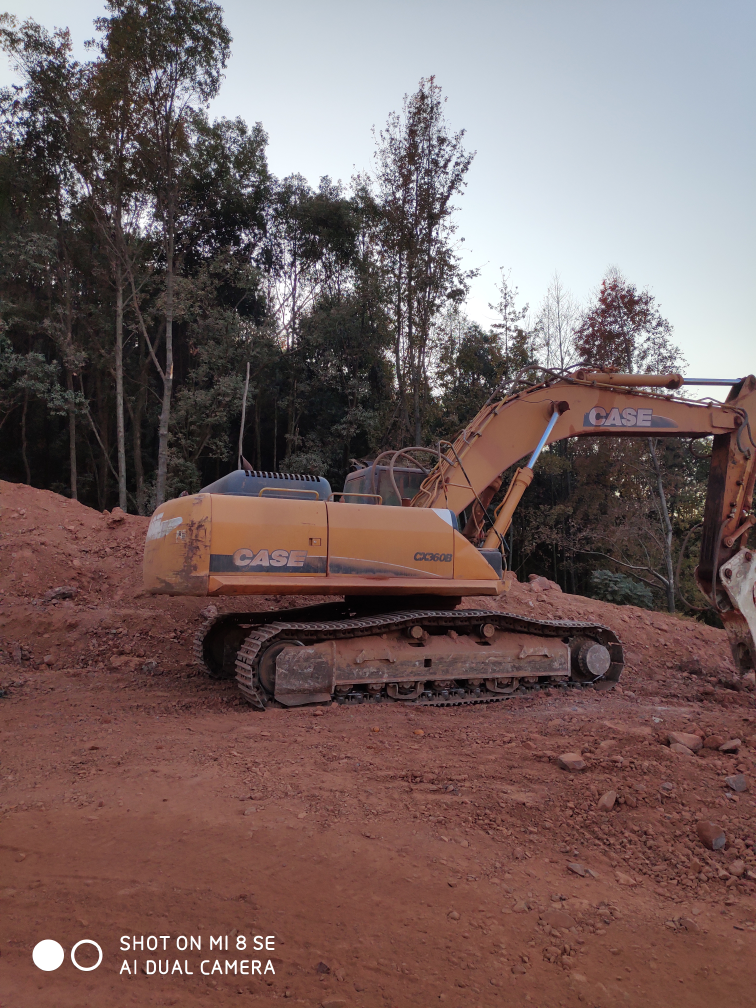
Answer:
(589, 570, 654, 609)
(370, 76, 475, 446)
(574, 267, 685, 374)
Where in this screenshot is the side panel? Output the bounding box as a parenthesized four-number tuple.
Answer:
(452, 531, 504, 581)
(144, 493, 503, 598)
(209, 496, 328, 576)
(143, 494, 211, 595)
(326, 501, 454, 579)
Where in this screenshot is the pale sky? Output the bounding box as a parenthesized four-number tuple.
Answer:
(1, 0, 753, 384)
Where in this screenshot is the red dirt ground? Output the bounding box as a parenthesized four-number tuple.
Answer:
(1, 480, 755, 1008)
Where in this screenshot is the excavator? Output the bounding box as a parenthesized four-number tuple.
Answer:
(143, 369, 756, 709)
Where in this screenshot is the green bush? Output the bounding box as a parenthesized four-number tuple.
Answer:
(589, 570, 654, 609)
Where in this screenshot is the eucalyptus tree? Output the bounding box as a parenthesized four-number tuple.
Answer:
(0, 15, 86, 495)
(93, 0, 231, 506)
(372, 77, 475, 446)
(78, 28, 152, 510)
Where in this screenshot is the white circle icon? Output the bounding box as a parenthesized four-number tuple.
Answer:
(71, 940, 103, 971)
(32, 940, 65, 971)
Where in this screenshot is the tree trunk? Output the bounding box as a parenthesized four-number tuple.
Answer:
(154, 217, 174, 506)
(648, 438, 675, 613)
(394, 256, 409, 441)
(115, 267, 127, 510)
(413, 374, 421, 447)
(95, 370, 109, 511)
(128, 385, 146, 516)
(20, 391, 31, 485)
(66, 370, 77, 500)
(129, 335, 149, 515)
(237, 361, 250, 469)
(254, 395, 261, 469)
(272, 396, 278, 471)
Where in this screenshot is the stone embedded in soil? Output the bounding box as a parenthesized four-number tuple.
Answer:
(668, 731, 703, 752)
(725, 774, 749, 793)
(557, 752, 586, 771)
(728, 860, 746, 878)
(719, 739, 741, 752)
(670, 743, 695, 756)
(679, 918, 700, 932)
(528, 575, 562, 592)
(615, 871, 637, 886)
(42, 585, 77, 601)
(541, 910, 577, 929)
(107, 506, 126, 526)
(597, 790, 617, 811)
(567, 863, 588, 877)
(511, 963, 527, 975)
(704, 735, 725, 749)
(696, 820, 726, 850)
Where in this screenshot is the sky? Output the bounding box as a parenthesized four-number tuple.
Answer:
(1, 0, 753, 384)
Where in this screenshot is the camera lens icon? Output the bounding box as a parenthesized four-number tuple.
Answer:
(32, 941, 65, 972)
(33, 939, 103, 971)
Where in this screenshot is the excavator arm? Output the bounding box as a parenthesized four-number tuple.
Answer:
(412, 370, 756, 671)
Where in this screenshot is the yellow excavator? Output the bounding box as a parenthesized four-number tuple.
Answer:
(143, 369, 756, 709)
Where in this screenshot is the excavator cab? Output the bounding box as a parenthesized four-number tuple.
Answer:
(344, 462, 426, 506)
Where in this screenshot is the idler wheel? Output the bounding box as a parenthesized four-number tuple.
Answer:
(576, 641, 611, 679)
(257, 640, 304, 696)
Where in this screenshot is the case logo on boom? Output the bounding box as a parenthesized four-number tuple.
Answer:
(583, 406, 678, 429)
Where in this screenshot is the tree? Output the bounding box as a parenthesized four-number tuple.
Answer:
(533, 272, 580, 372)
(93, 0, 231, 506)
(78, 30, 151, 509)
(432, 306, 527, 437)
(0, 15, 86, 497)
(372, 77, 475, 445)
(0, 332, 78, 483)
(590, 570, 653, 608)
(574, 267, 683, 374)
(489, 269, 529, 358)
(568, 267, 687, 610)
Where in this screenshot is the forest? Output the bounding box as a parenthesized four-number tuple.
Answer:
(0, 0, 721, 617)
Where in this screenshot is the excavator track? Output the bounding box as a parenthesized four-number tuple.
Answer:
(227, 609, 623, 710)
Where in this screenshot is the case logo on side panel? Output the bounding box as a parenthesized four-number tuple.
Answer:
(232, 548, 307, 568)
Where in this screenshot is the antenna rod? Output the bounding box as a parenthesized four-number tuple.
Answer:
(238, 362, 251, 470)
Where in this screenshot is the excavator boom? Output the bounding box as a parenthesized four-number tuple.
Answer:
(412, 371, 756, 671)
